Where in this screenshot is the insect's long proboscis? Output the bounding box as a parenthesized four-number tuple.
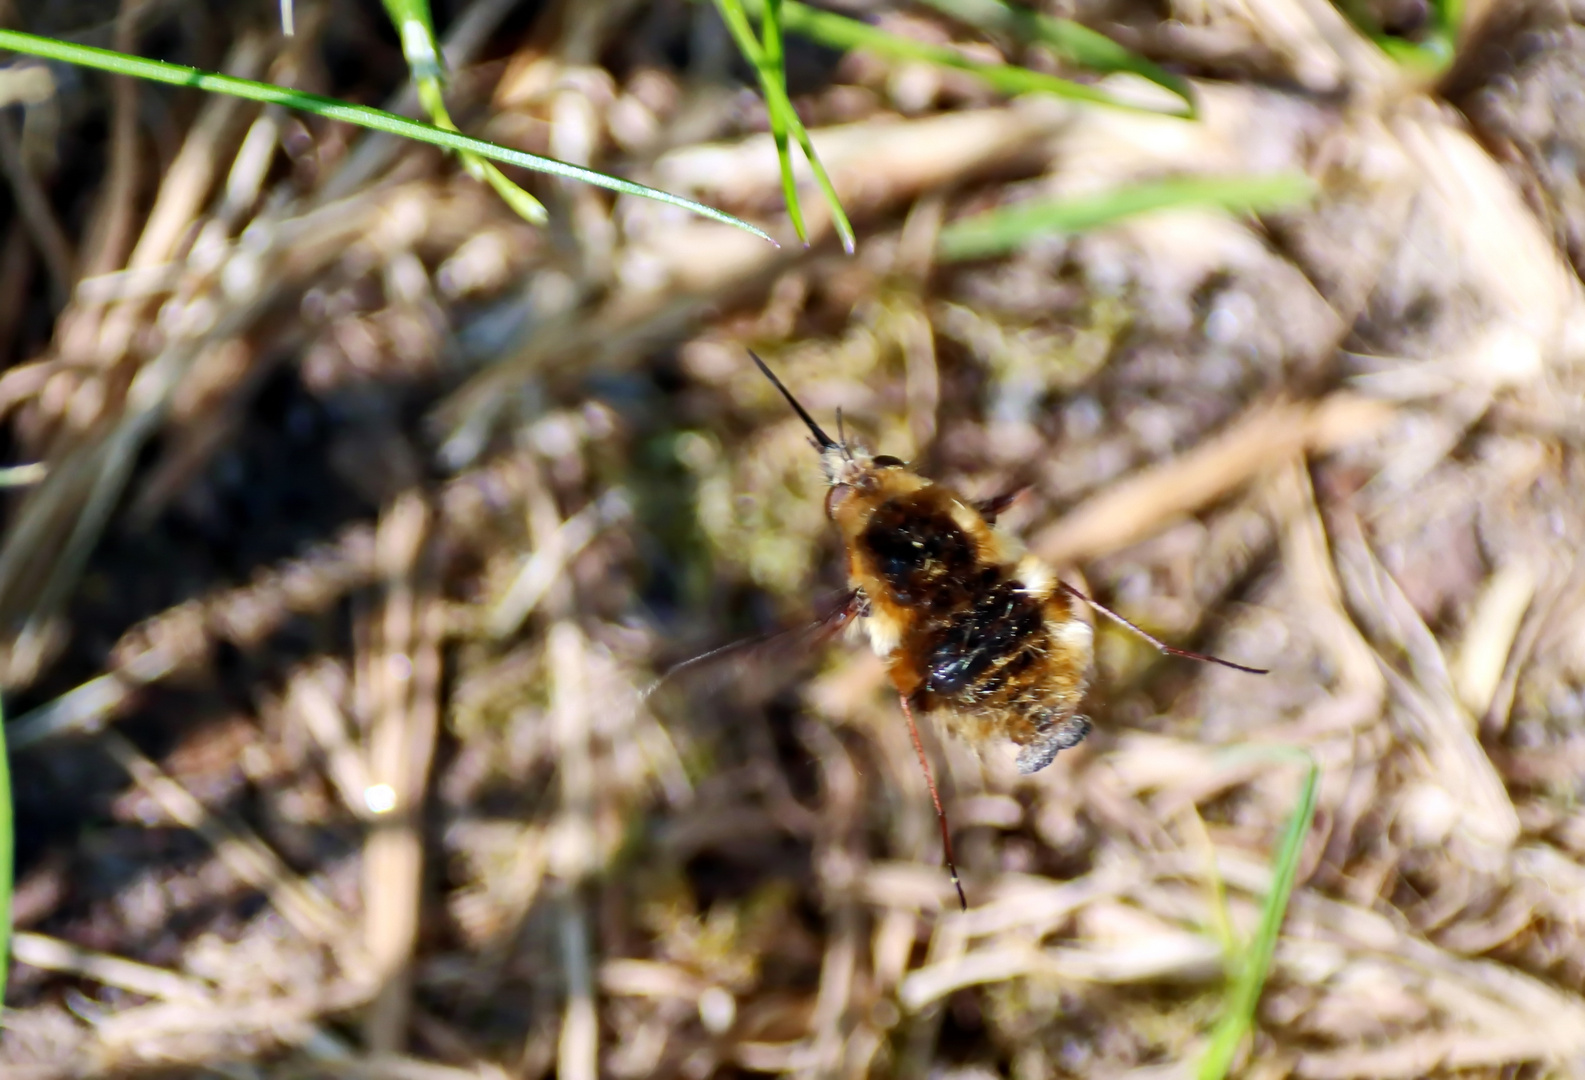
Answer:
(747, 350, 839, 450)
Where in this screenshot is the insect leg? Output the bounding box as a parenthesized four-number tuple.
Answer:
(974, 486, 1031, 524)
(896, 692, 968, 911)
(811, 589, 865, 646)
(1057, 582, 1269, 675)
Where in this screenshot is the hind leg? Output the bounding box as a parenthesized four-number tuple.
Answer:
(1015, 715, 1092, 774)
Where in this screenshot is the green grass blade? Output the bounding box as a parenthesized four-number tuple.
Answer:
(1336, 0, 1458, 73)
(913, 0, 1193, 111)
(773, 0, 1188, 115)
(717, 0, 854, 252)
(1197, 748, 1320, 1080)
(0, 693, 11, 1021)
(717, 0, 807, 245)
(383, 0, 549, 224)
(756, 0, 810, 246)
(937, 172, 1316, 260)
(380, 0, 444, 81)
(0, 29, 772, 244)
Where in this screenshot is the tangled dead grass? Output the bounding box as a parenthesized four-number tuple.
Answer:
(5, 0, 1585, 1077)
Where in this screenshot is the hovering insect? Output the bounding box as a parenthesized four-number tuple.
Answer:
(743, 351, 1267, 909)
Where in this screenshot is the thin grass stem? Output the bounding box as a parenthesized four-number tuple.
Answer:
(1198, 747, 1320, 1079)
(912, 0, 1193, 111)
(0, 29, 771, 242)
(382, 0, 548, 224)
(716, 0, 855, 252)
(769, 0, 1186, 115)
(938, 173, 1317, 260)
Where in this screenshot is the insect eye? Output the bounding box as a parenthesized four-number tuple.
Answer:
(873, 455, 905, 468)
(825, 484, 855, 519)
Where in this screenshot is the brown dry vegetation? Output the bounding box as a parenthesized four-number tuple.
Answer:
(4, 0, 1585, 1077)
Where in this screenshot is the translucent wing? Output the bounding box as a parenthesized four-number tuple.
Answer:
(643, 590, 861, 706)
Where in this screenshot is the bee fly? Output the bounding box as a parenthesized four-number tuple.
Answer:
(696, 352, 1267, 909)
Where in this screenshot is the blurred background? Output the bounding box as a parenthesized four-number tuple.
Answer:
(4, 0, 1585, 1076)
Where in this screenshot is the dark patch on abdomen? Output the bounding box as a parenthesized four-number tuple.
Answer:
(920, 579, 1044, 700)
(860, 492, 978, 608)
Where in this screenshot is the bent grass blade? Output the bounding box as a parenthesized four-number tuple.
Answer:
(716, 0, 856, 253)
(381, 0, 549, 225)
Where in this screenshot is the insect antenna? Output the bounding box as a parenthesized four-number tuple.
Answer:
(897, 692, 968, 911)
(1057, 582, 1269, 675)
(748, 350, 839, 451)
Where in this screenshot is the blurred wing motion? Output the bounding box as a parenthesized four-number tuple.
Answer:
(641, 589, 860, 708)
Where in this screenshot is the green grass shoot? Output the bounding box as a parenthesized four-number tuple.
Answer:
(937, 172, 1317, 260)
(716, 0, 1199, 253)
(716, 0, 856, 253)
(0, 29, 772, 244)
(1197, 747, 1320, 1079)
(1336, 0, 1461, 72)
(912, 0, 1193, 112)
(381, 0, 549, 225)
(768, 0, 1189, 115)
